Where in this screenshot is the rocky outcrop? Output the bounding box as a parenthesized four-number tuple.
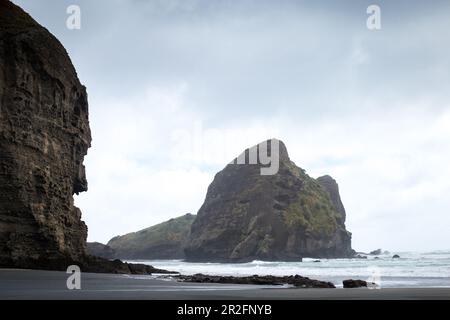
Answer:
(343, 279, 369, 288)
(317, 175, 346, 224)
(0, 1, 172, 275)
(108, 213, 195, 259)
(369, 249, 382, 255)
(0, 0, 90, 268)
(87, 242, 116, 260)
(178, 273, 335, 288)
(82, 257, 176, 275)
(185, 139, 354, 262)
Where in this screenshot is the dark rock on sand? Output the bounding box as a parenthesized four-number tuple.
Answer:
(185, 139, 354, 262)
(354, 254, 368, 259)
(179, 273, 335, 288)
(343, 279, 368, 288)
(0, 1, 170, 275)
(392, 254, 400, 259)
(87, 242, 116, 260)
(82, 256, 175, 275)
(108, 213, 195, 259)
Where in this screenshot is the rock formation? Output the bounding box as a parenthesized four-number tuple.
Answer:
(0, 0, 90, 269)
(87, 242, 116, 260)
(0, 1, 171, 274)
(178, 273, 336, 288)
(369, 248, 382, 255)
(343, 279, 369, 288)
(185, 139, 354, 262)
(317, 175, 346, 224)
(108, 213, 196, 259)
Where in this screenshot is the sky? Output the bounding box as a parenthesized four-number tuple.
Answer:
(12, 0, 450, 252)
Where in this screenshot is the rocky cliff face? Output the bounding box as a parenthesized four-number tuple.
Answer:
(0, 2, 175, 275)
(185, 139, 353, 262)
(0, 1, 91, 268)
(0, 2, 173, 274)
(108, 213, 196, 259)
(317, 175, 346, 224)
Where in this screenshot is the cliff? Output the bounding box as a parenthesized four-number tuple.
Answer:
(184, 139, 354, 262)
(0, 1, 172, 274)
(0, 0, 91, 268)
(108, 213, 196, 259)
(317, 175, 346, 224)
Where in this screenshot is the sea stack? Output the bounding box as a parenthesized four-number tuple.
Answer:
(185, 139, 354, 262)
(0, 1, 91, 269)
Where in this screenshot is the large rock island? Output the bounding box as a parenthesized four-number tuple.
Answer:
(185, 139, 354, 262)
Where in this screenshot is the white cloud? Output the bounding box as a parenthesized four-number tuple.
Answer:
(280, 104, 450, 251)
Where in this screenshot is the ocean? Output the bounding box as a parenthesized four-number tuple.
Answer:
(127, 250, 450, 288)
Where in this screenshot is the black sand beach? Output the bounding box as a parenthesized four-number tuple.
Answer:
(0, 269, 449, 300)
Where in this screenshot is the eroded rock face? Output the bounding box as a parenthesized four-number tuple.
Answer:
(317, 175, 346, 224)
(185, 139, 354, 262)
(0, 1, 91, 268)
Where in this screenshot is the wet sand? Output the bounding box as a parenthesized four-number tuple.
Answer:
(0, 269, 449, 300)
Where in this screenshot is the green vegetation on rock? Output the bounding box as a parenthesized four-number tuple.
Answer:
(107, 213, 196, 259)
(185, 139, 354, 262)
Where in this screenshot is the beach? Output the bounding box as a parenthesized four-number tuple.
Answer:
(0, 269, 449, 300)
(128, 250, 450, 288)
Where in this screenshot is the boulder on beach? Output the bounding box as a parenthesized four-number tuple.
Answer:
(343, 279, 368, 288)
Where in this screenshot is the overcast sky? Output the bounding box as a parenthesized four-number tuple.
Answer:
(13, 0, 450, 252)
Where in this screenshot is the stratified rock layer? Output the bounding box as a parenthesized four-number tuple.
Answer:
(0, 1, 353, 274)
(0, 2, 174, 275)
(185, 139, 354, 262)
(0, 0, 91, 268)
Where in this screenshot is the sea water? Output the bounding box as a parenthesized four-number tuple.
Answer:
(127, 250, 450, 288)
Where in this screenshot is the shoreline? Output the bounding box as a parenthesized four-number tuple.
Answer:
(1, 268, 450, 300)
